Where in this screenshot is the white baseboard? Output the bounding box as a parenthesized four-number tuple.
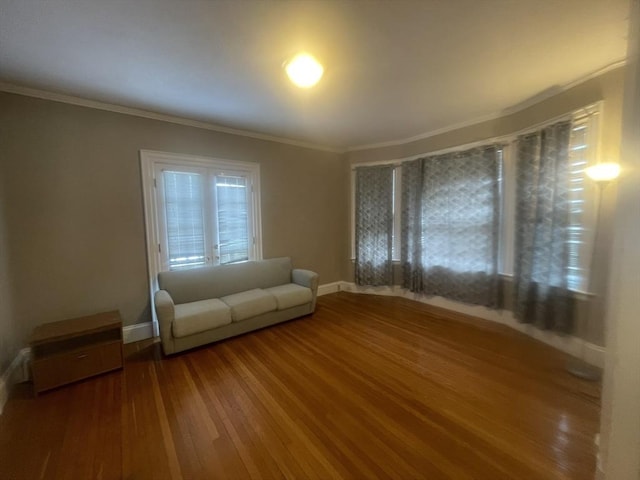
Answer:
(338, 282, 605, 367)
(122, 322, 155, 344)
(583, 343, 606, 369)
(594, 433, 605, 479)
(0, 348, 31, 415)
(318, 282, 341, 296)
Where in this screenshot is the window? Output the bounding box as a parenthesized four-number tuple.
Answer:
(215, 175, 252, 265)
(350, 103, 600, 299)
(352, 146, 502, 307)
(161, 170, 207, 270)
(400, 146, 503, 307)
(141, 151, 262, 280)
(417, 148, 502, 275)
(566, 112, 599, 292)
(157, 167, 257, 271)
(500, 107, 599, 293)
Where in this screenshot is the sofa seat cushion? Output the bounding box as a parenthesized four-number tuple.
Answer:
(221, 289, 277, 322)
(264, 284, 313, 310)
(172, 299, 232, 338)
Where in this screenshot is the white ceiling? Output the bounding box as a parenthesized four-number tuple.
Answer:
(0, 0, 630, 150)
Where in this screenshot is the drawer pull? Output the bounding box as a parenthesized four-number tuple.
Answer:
(76, 354, 88, 359)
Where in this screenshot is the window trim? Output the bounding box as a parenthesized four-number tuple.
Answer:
(140, 150, 262, 328)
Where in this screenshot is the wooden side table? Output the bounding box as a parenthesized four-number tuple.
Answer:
(30, 310, 124, 394)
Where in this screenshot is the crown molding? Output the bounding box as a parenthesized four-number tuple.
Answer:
(1, 59, 626, 155)
(347, 59, 627, 152)
(0, 82, 345, 154)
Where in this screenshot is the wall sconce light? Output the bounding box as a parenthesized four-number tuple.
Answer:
(585, 162, 621, 184)
(566, 160, 621, 381)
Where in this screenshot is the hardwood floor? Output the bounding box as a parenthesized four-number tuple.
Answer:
(0, 292, 601, 479)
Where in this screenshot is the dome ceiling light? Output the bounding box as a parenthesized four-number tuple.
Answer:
(285, 53, 324, 88)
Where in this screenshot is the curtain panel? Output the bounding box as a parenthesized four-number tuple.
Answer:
(513, 121, 575, 332)
(400, 159, 424, 291)
(354, 165, 394, 286)
(401, 146, 502, 308)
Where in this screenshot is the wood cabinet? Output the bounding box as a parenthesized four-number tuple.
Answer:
(30, 311, 124, 394)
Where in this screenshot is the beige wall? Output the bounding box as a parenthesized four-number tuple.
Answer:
(347, 66, 626, 346)
(0, 169, 18, 374)
(0, 92, 348, 361)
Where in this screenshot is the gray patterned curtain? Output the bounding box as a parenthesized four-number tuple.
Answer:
(354, 165, 394, 286)
(401, 146, 502, 307)
(514, 121, 575, 332)
(401, 159, 424, 291)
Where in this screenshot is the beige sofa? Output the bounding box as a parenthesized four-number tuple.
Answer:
(154, 257, 319, 355)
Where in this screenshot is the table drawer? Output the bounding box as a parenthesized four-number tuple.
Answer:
(32, 341, 123, 393)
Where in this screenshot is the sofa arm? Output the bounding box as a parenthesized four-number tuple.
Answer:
(154, 289, 176, 354)
(292, 269, 319, 310)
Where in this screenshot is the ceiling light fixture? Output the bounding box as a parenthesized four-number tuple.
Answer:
(285, 53, 323, 88)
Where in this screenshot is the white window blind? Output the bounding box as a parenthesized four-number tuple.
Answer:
(566, 115, 597, 292)
(163, 171, 207, 270)
(215, 175, 250, 265)
(157, 167, 258, 272)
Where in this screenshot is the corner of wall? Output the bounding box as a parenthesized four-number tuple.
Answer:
(0, 348, 31, 415)
(0, 377, 7, 415)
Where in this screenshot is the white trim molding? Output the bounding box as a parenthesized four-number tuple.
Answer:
(0, 82, 343, 154)
(0, 348, 31, 415)
(0, 60, 625, 156)
(122, 322, 155, 345)
(348, 60, 625, 152)
(317, 282, 342, 297)
(338, 282, 605, 367)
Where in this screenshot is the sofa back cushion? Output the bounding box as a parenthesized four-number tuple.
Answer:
(158, 257, 293, 305)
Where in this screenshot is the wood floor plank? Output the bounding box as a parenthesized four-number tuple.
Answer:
(247, 331, 465, 479)
(0, 292, 601, 479)
(267, 329, 513, 479)
(148, 362, 184, 480)
(189, 357, 265, 480)
(225, 338, 386, 479)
